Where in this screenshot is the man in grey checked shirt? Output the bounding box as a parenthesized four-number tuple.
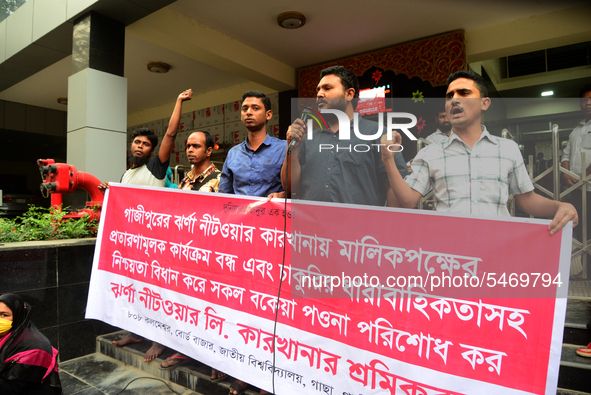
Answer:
(381, 70, 577, 235)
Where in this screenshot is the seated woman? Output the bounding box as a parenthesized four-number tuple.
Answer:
(0, 293, 61, 394)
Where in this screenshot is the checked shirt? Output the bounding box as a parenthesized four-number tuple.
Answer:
(405, 126, 534, 217)
(178, 163, 221, 192)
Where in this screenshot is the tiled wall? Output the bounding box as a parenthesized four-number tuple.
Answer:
(0, 99, 67, 137)
(0, 240, 117, 361)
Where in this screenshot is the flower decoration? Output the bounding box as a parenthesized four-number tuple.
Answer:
(372, 70, 382, 85)
(412, 90, 425, 103)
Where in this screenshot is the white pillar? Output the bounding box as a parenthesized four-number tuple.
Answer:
(67, 68, 127, 182)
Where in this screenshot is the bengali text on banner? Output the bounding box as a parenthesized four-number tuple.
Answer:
(86, 183, 572, 395)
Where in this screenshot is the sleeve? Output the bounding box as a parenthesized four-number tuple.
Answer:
(146, 156, 170, 180)
(561, 134, 573, 163)
(404, 148, 432, 196)
(218, 155, 234, 194)
(509, 142, 535, 195)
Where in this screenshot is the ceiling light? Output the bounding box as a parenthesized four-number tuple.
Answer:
(277, 11, 306, 29)
(147, 62, 170, 73)
(541, 91, 553, 97)
(57, 97, 67, 105)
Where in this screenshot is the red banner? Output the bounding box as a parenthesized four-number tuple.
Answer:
(86, 183, 571, 395)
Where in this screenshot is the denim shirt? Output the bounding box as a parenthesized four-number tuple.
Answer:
(219, 134, 287, 197)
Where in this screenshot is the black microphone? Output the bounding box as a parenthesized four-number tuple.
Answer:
(288, 107, 314, 154)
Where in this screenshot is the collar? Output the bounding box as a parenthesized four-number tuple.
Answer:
(444, 125, 496, 149)
(187, 163, 216, 181)
(261, 133, 274, 146)
(244, 133, 273, 150)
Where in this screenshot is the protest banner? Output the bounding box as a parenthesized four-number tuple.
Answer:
(86, 183, 571, 394)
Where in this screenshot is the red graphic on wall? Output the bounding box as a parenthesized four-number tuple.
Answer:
(416, 117, 426, 134)
(372, 70, 382, 85)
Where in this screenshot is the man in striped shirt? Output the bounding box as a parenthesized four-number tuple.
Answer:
(382, 70, 577, 235)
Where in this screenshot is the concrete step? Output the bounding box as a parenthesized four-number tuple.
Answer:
(564, 326, 591, 348)
(565, 297, 591, 328)
(561, 344, 591, 371)
(60, 353, 201, 395)
(563, 297, 591, 345)
(558, 363, 591, 394)
(558, 344, 591, 393)
(96, 331, 260, 395)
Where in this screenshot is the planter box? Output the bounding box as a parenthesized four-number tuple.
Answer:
(0, 238, 117, 361)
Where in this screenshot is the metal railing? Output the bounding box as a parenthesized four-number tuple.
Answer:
(527, 124, 589, 277)
(171, 165, 191, 185)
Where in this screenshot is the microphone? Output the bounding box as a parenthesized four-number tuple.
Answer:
(288, 107, 320, 154)
(287, 137, 298, 153)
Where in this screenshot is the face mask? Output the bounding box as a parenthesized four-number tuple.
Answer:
(0, 318, 13, 334)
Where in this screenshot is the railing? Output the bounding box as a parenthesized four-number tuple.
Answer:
(171, 165, 191, 185)
(527, 125, 588, 277)
(416, 125, 588, 278)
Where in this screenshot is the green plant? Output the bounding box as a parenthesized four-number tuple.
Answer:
(0, 206, 98, 243)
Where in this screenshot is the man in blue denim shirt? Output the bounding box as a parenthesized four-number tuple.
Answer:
(219, 90, 286, 197)
(223, 91, 284, 395)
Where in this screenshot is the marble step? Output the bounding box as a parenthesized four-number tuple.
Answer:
(60, 353, 202, 395)
(96, 331, 261, 395)
(557, 389, 591, 395)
